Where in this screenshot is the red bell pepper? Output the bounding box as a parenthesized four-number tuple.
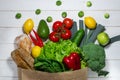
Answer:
(63, 52, 81, 70)
(29, 29, 44, 47)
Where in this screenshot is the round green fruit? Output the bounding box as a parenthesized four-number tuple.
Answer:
(97, 32, 110, 46)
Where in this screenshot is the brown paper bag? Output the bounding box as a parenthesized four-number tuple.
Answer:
(18, 67, 88, 80)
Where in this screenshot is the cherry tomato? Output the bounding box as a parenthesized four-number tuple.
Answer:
(52, 21, 63, 32)
(49, 32, 60, 42)
(63, 18, 73, 29)
(61, 29, 71, 40)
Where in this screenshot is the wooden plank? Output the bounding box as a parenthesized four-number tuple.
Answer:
(0, 11, 120, 27)
(0, 44, 14, 60)
(0, 27, 22, 43)
(0, 0, 120, 10)
(0, 60, 18, 77)
(0, 77, 18, 80)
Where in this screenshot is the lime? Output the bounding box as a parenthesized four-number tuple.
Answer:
(23, 18, 34, 34)
(32, 46, 42, 58)
(84, 16, 96, 29)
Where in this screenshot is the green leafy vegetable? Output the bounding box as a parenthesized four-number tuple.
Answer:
(82, 43, 109, 76)
(34, 39, 82, 72)
(37, 39, 81, 62)
(34, 58, 65, 72)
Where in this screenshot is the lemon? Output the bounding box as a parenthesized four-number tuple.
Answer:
(84, 16, 96, 29)
(31, 46, 41, 58)
(23, 18, 34, 34)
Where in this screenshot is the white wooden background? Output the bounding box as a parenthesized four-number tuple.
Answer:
(0, 0, 120, 80)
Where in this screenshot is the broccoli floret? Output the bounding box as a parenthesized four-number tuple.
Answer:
(82, 43, 109, 76)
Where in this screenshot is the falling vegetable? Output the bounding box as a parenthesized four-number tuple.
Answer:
(78, 11, 84, 18)
(86, 1, 92, 7)
(46, 16, 53, 22)
(56, 0, 62, 6)
(61, 12, 67, 18)
(35, 9, 41, 15)
(104, 13, 110, 19)
(15, 13, 22, 19)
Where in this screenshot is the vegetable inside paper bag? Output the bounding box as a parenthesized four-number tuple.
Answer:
(18, 67, 88, 80)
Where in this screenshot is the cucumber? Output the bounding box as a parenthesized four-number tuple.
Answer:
(71, 29, 85, 46)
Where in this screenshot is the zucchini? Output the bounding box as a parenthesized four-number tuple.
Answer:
(71, 29, 85, 46)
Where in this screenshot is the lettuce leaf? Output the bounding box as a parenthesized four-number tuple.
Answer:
(37, 39, 81, 62)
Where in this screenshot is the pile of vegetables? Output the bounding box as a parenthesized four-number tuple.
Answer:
(22, 16, 120, 76)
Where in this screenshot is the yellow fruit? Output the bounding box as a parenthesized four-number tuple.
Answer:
(23, 18, 34, 34)
(31, 46, 41, 58)
(84, 16, 96, 29)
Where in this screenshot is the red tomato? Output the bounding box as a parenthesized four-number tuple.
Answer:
(49, 32, 60, 42)
(52, 21, 63, 32)
(61, 29, 71, 40)
(63, 18, 73, 29)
